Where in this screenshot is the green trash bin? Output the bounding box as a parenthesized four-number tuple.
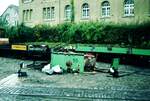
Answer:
(51, 52, 85, 73)
(112, 58, 120, 70)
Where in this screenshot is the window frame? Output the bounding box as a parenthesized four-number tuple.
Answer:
(23, 9, 32, 22)
(82, 3, 90, 19)
(65, 5, 71, 20)
(22, 0, 33, 4)
(124, 0, 134, 16)
(101, 1, 111, 17)
(43, 7, 55, 20)
(43, 8, 47, 20)
(51, 7, 55, 20)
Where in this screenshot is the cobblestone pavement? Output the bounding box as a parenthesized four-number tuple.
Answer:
(0, 57, 150, 100)
(0, 85, 150, 101)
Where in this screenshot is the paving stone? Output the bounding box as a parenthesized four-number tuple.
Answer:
(0, 57, 150, 100)
(0, 86, 150, 100)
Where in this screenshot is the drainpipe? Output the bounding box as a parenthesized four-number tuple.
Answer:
(149, 0, 150, 16)
(71, 0, 75, 23)
(59, 0, 60, 24)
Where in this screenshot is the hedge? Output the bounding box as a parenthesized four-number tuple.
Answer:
(3, 22, 150, 49)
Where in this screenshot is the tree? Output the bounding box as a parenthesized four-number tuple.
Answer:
(0, 16, 8, 28)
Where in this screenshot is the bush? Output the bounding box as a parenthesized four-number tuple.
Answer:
(5, 24, 35, 43)
(3, 21, 150, 48)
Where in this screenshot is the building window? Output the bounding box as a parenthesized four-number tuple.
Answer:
(101, 1, 110, 17)
(26, 10, 29, 20)
(124, 0, 134, 16)
(43, 8, 47, 19)
(23, 10, 25, 21)
(82, 3, 90, 18)
(51, 7, 55, 20)
(29, 9, 33, 20)
(43, 7, 55, 20)
(26, 10, 29, 21)
(22, 0, 33, 4)
(65, 5, 71, 20)
(23, 9, 33, 22)
(47, 7, 50, 19)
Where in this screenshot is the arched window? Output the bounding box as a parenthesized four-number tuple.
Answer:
(65, 5, 71, 20)
(22, 0, 33, 4)
(124, 0, 134, 16)
(82, 3, 89, 18)
(101, 1, 110, 17)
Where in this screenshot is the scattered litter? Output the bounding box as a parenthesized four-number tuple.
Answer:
(42, 64, 51, 72)
(84, 53, 96, 72)
(52, 65, 62, 73)
(42, 64, 53, 75)
(109, 68, 114, 73)
(108, 67, 119, 78)
(42, 64, 62, 75)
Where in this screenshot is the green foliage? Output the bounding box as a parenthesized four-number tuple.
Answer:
(0, 16, 8, 28)
(34, 24, 60, 42)
(2, 21, 150, 48)
(5, 23, 35, 43)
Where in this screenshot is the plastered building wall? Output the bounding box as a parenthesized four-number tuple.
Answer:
(19, 0, 150, 26)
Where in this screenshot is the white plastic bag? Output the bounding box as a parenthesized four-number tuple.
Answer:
(42, 64, 53, 75)
(42, 64, 50, 72)
(52, 65, 62, 73)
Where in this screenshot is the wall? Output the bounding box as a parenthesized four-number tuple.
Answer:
(19, 0, 150, 26)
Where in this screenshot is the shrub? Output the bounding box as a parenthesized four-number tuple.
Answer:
(5, 24, 35, 43)
(2, 21, 150, 48)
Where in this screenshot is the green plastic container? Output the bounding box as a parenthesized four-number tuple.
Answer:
(51, 52, 84, 73)
(112, 58, 120, 70)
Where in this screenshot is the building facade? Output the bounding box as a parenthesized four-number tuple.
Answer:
(1, 5, 19, 26)
(19, 0, 150, 26)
